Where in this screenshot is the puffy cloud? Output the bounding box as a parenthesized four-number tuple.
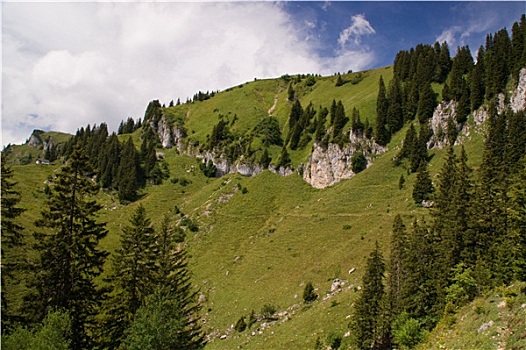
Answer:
(436, 26, 462, 47)
(338, 14, 376, 47)
(2, 2, 377, 146)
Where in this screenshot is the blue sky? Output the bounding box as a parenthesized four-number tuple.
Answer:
(2, 1, 524, 146)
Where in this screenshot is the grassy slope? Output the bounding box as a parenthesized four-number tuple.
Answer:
(418, 282, 526, 350)
(6, 66, 491, 349)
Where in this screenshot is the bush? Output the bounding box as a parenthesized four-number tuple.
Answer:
(392, 312, 425, 349)
(351, 152, 367, 173)
(247, 310, 257, 329)
(303, 282, 318, 303)
(234, 316, 247, 332)
(261, 304, 277, 320)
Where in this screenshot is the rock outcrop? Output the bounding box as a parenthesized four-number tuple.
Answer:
(511, 68, 526, 112)
(302, 135, 385, 189)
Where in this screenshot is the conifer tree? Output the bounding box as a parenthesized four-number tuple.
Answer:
(470, 46, 486, 111)
(351, 242, 386, 350)
(260, 148, 271, 168)
(401, 219, 437, 325)
(375, 76, 391, 145)
(387, 77, 404, 134)
(27, 146, 108, 349)
(331, 100, 348, 145)
(1, 154, 25, 328)
(277, 145, 291, 168)
(118, 138, 141, 202)
(507, 157, 526, 280)
(98, 133, 122, 189)
(388, 215, 407, 316)
(100, 205, 158, 348)
(351, 107, 364, 136)
(417, 82, 437, 123)
(412, 161, 434, 204)
(151, 213, 206, 348)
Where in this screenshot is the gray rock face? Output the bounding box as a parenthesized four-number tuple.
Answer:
(302, 135, 385, 189)
(511, 68, 526, 112)
(429, 101, 458, 149)
(153, 116, 186, 150)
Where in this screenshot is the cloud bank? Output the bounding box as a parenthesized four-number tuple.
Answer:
(2, 2, 376, 146)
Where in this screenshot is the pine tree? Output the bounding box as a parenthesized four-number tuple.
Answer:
(26, 146, 108, 349)
(507, 157, 526, 281)
(100, 205, 158, 348)
(401, 219, 437, 325)
(412, 161, 434, 204)
(335, 74, 344, 87)
(470, 46, 486, 111)
(388, 215, 407, 316)
(277, 145, 291, 168)
(331, 100, 348, 145)
(351, 242, 386, 350)
(1, 153, 25, 328)
(387, 77, 404, 134)
(152, 213, 206, 348)
(351, 107, 364, 136)
(417, 82, 437, 123)
(98, 133, 122, 189)
(260, 148, 271, 168)
(287, 83, 295, 101)
(375, 76, 391, 146)
(118, 138, 141, 203)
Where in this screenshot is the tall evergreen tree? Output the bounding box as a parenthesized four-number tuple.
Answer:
(1, 154, 25, 328)
(387, 77, 404, 134)
(100, 205, 158, 348)
(118, 138, 141, 203)
(417, 82, 437, 123)
(388, 215, 407, 316)
(376, 76, 391, 146)
(352, 242, 386, 350)
(412, 161, 434, 204)
(26, 146, 108, 349)
(470, 46, 486, 111)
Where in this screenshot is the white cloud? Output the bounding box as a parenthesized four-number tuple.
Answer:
(2, 2, 376, 146)
(338, 14, 375, 47)
(436, 26, 461, 47)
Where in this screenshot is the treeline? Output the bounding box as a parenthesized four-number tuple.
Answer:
(1, 147, 205, 349)
(60, 115, 168, 203)
(375, 15, 526, 148)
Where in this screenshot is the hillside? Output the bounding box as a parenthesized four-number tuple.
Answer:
(2, 17, 526, 350)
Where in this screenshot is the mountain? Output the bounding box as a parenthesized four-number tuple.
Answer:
(2, 17, 526, 350)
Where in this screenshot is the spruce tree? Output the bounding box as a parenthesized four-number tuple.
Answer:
(351, 242, 386, 350)
(1, 154, 25, 328)
(27, 146, 108, 349)
(412, 161, 434, 204)
(470, 46, 486, 111)
(387, 77, 404, 134)
(100, 205, 158, 348)
(388, 215, 407, 316)
(375, 76, 391, 145)
(118, 138, 141, 203)
(417, 82, 437, 123)
(152, 213, 206, 348)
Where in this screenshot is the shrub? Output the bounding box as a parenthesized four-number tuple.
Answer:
(261, 304, 277, 320)
(234, 316, 247, 332)
(392, 312, 425, 349)
(351, 152, 367, 173)
(303, 282, 318, 303)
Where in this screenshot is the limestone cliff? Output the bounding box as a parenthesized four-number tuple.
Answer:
(302, 135, 385, 189)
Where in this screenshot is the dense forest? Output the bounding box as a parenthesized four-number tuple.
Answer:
(1, 15, 526, 350)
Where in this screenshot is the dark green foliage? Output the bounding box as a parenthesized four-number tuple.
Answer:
(391, 312, 425, 350)
(1, 153, 25, 328)
(449, 46, 474, 100)
(375, 76, 391, 146)
(387, 77, 404, 134)
(253, 117, 283, 147)
(118, 117, 140, 135)
(98, 133, 122, 189)
(277, 145, 291, 168)
(123, 287, 205, 350)
(101, 205, 158, 348)
(235, 316, 247, 332)
(351, 107, 364, 136)
(144, 100, 163, 126)
(314, 106, 329, 142)
(435, 41, 452, 83)
(388, 215, 407, 316)
(247, 310, 257, 329)
(1, 310, 71, 350)
(470, 46, 486, 111)
(335, 74, 344, 87)
(351, 242, 385, 350)
(209, 118, 232, 149)
(351, 152, 367, 174)
(485, 29, 512, 99)
(455, 79, 471, 124)
(261, 304, 277, 320)
(417, 82, 437, 123)
(331, 100, 348, 145)
(259, 148, 271, 168)
(200, 159, 217, 178)
(398, 174, 405, 190)
(396, 124, 417, 162)
(287, 83, 295, 101)
(118, 138, 141, 202)
(303, 282, 318, 303)
(27, 146, 108, 349)
(412, 161, 434, 204)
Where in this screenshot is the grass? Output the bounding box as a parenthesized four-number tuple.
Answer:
(4, 65, 493, 349)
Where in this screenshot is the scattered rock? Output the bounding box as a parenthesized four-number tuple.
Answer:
(198, 294, 206, 303)
(220, 334, 227, 340)
(478, 320, 494, 333)
(348, 268, 356, 275)
(331, 278, 345, 292)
